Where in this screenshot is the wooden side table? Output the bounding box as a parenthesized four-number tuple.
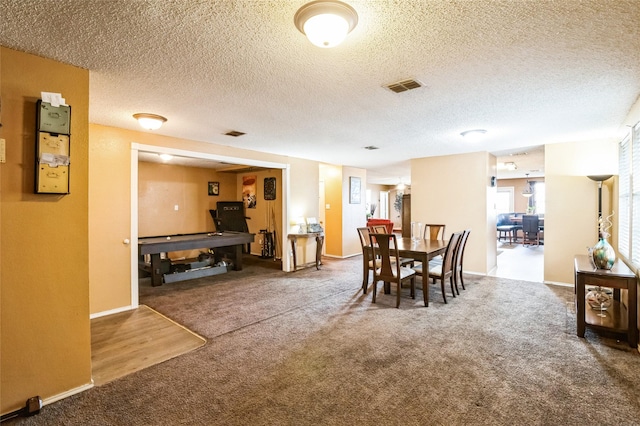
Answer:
(574, 254, 637, 347)
(288, 232, 324, 271)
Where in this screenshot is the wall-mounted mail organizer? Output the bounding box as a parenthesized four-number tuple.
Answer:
(35, 100, 71, 194)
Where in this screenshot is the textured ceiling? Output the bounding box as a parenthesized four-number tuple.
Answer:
(2, 0, 640, 184)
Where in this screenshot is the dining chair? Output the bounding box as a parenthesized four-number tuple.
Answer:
(370, 225, 388, 234)
(496, 213, 518, 244)
(370, 232, 416, 308)
(522, 215, 541, 246)
(357, 227, 378, 294)
(452, 229, 471, 294)
(413, 231, 462, 304)
(414, 224, 447, 266)
(370, 225, 414, 267)
(423, 224, 446, 240)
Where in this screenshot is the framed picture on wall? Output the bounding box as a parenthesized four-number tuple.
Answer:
(349, 176, 361, 204)
(208, 181, 219, 196)
(264, 177, 276, 200)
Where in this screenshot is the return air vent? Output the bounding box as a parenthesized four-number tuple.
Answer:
(385, 78, 424, 93)
(224, 130, 245, 137)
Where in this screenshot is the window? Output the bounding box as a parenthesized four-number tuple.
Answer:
(534, 182, 545, 214)
(496, 187, 514, 214)
(618, 123, 640, 266)
(380, 191, 389, 219)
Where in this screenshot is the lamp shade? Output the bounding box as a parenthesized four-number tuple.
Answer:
(133, 113, 167, 130)
(294, 1, 358, 48)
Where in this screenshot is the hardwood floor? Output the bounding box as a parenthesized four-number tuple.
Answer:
(91, 305, 205, 386)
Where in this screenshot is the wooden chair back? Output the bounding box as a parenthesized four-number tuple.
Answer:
(357, 227, 372, 249)
(370, 232, 416, 308)
(370, 225, 388, 234)
(370, 233, 400, 282)
(453, 229, 471, 292)
(423, 224, 446, 240)
(442, 232, 462, 276)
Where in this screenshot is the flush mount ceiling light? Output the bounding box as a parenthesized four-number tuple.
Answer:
(158, 153, 173, 162)
(460, 129, 487, 142)
(294, 0, 358, 48)
(133, 113, 167, 130)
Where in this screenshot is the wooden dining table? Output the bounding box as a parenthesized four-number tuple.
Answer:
(367, 237, 448, 307)
(395, 238, 448, 307)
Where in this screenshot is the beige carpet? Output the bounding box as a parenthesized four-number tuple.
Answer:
(15, 256, 640, 425)
(91, 305, 205, 386)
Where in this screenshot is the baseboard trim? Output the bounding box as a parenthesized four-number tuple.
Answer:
(43, 382, 94, 406)
(90, 305, 137, 319)
(544, 280, 573, 287)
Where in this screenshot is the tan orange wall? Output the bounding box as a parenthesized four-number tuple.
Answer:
(497, 177, 545, 212)
(411, 151, 493, 274)
(138, 161, 239, 259)
(320, 164, 343, 257)
(1, 47, 92, 414)
(234, 169, 283, 257)
(89, 125, 134, 312)
(545, 139, 618, 284)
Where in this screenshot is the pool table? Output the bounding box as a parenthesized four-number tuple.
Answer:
(138, 231, 254, 286)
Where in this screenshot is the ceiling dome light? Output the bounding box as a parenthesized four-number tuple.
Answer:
(460, 129, 487, 142)
(133, 113, 167, 130)
(294, 0, 358, 48)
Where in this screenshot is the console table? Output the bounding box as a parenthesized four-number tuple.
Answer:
(288, 232, 324, 271)
(574, 254, 637, 347)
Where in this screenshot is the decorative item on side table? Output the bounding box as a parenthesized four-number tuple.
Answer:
(591, 212, 615, 270)
(586, 286, 613, 315)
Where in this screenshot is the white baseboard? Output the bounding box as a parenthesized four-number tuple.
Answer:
(43, 382, 94, 406)
(90, 304, 137, 319)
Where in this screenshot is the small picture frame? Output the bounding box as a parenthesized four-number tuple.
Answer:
(264, 177, 276, 200)
(208, 181, 219, 196)
(349, 176, 361, 204)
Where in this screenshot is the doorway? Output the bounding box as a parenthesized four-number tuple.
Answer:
(491, 182, 544, 282)
(130, 143, 289, 308)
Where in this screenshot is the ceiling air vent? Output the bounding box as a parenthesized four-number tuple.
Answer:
(364, 146, 379, 150)
(224, 130, 245, 137)
(385, 78, 423, 93)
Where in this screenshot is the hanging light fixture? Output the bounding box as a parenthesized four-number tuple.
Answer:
(294, 0, 358, 48)
(133, 113, 167, 130)
(522, 173, 533, 197)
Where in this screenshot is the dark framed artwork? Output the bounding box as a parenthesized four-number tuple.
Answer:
(349, 176, 361, 204)
(264, 177, 276, 200)
(208, 181, 219, 196)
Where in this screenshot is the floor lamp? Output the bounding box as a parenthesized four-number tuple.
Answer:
(587, 174, 613, 238)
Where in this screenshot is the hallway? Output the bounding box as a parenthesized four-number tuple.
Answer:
(490, 240, 544, 282)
